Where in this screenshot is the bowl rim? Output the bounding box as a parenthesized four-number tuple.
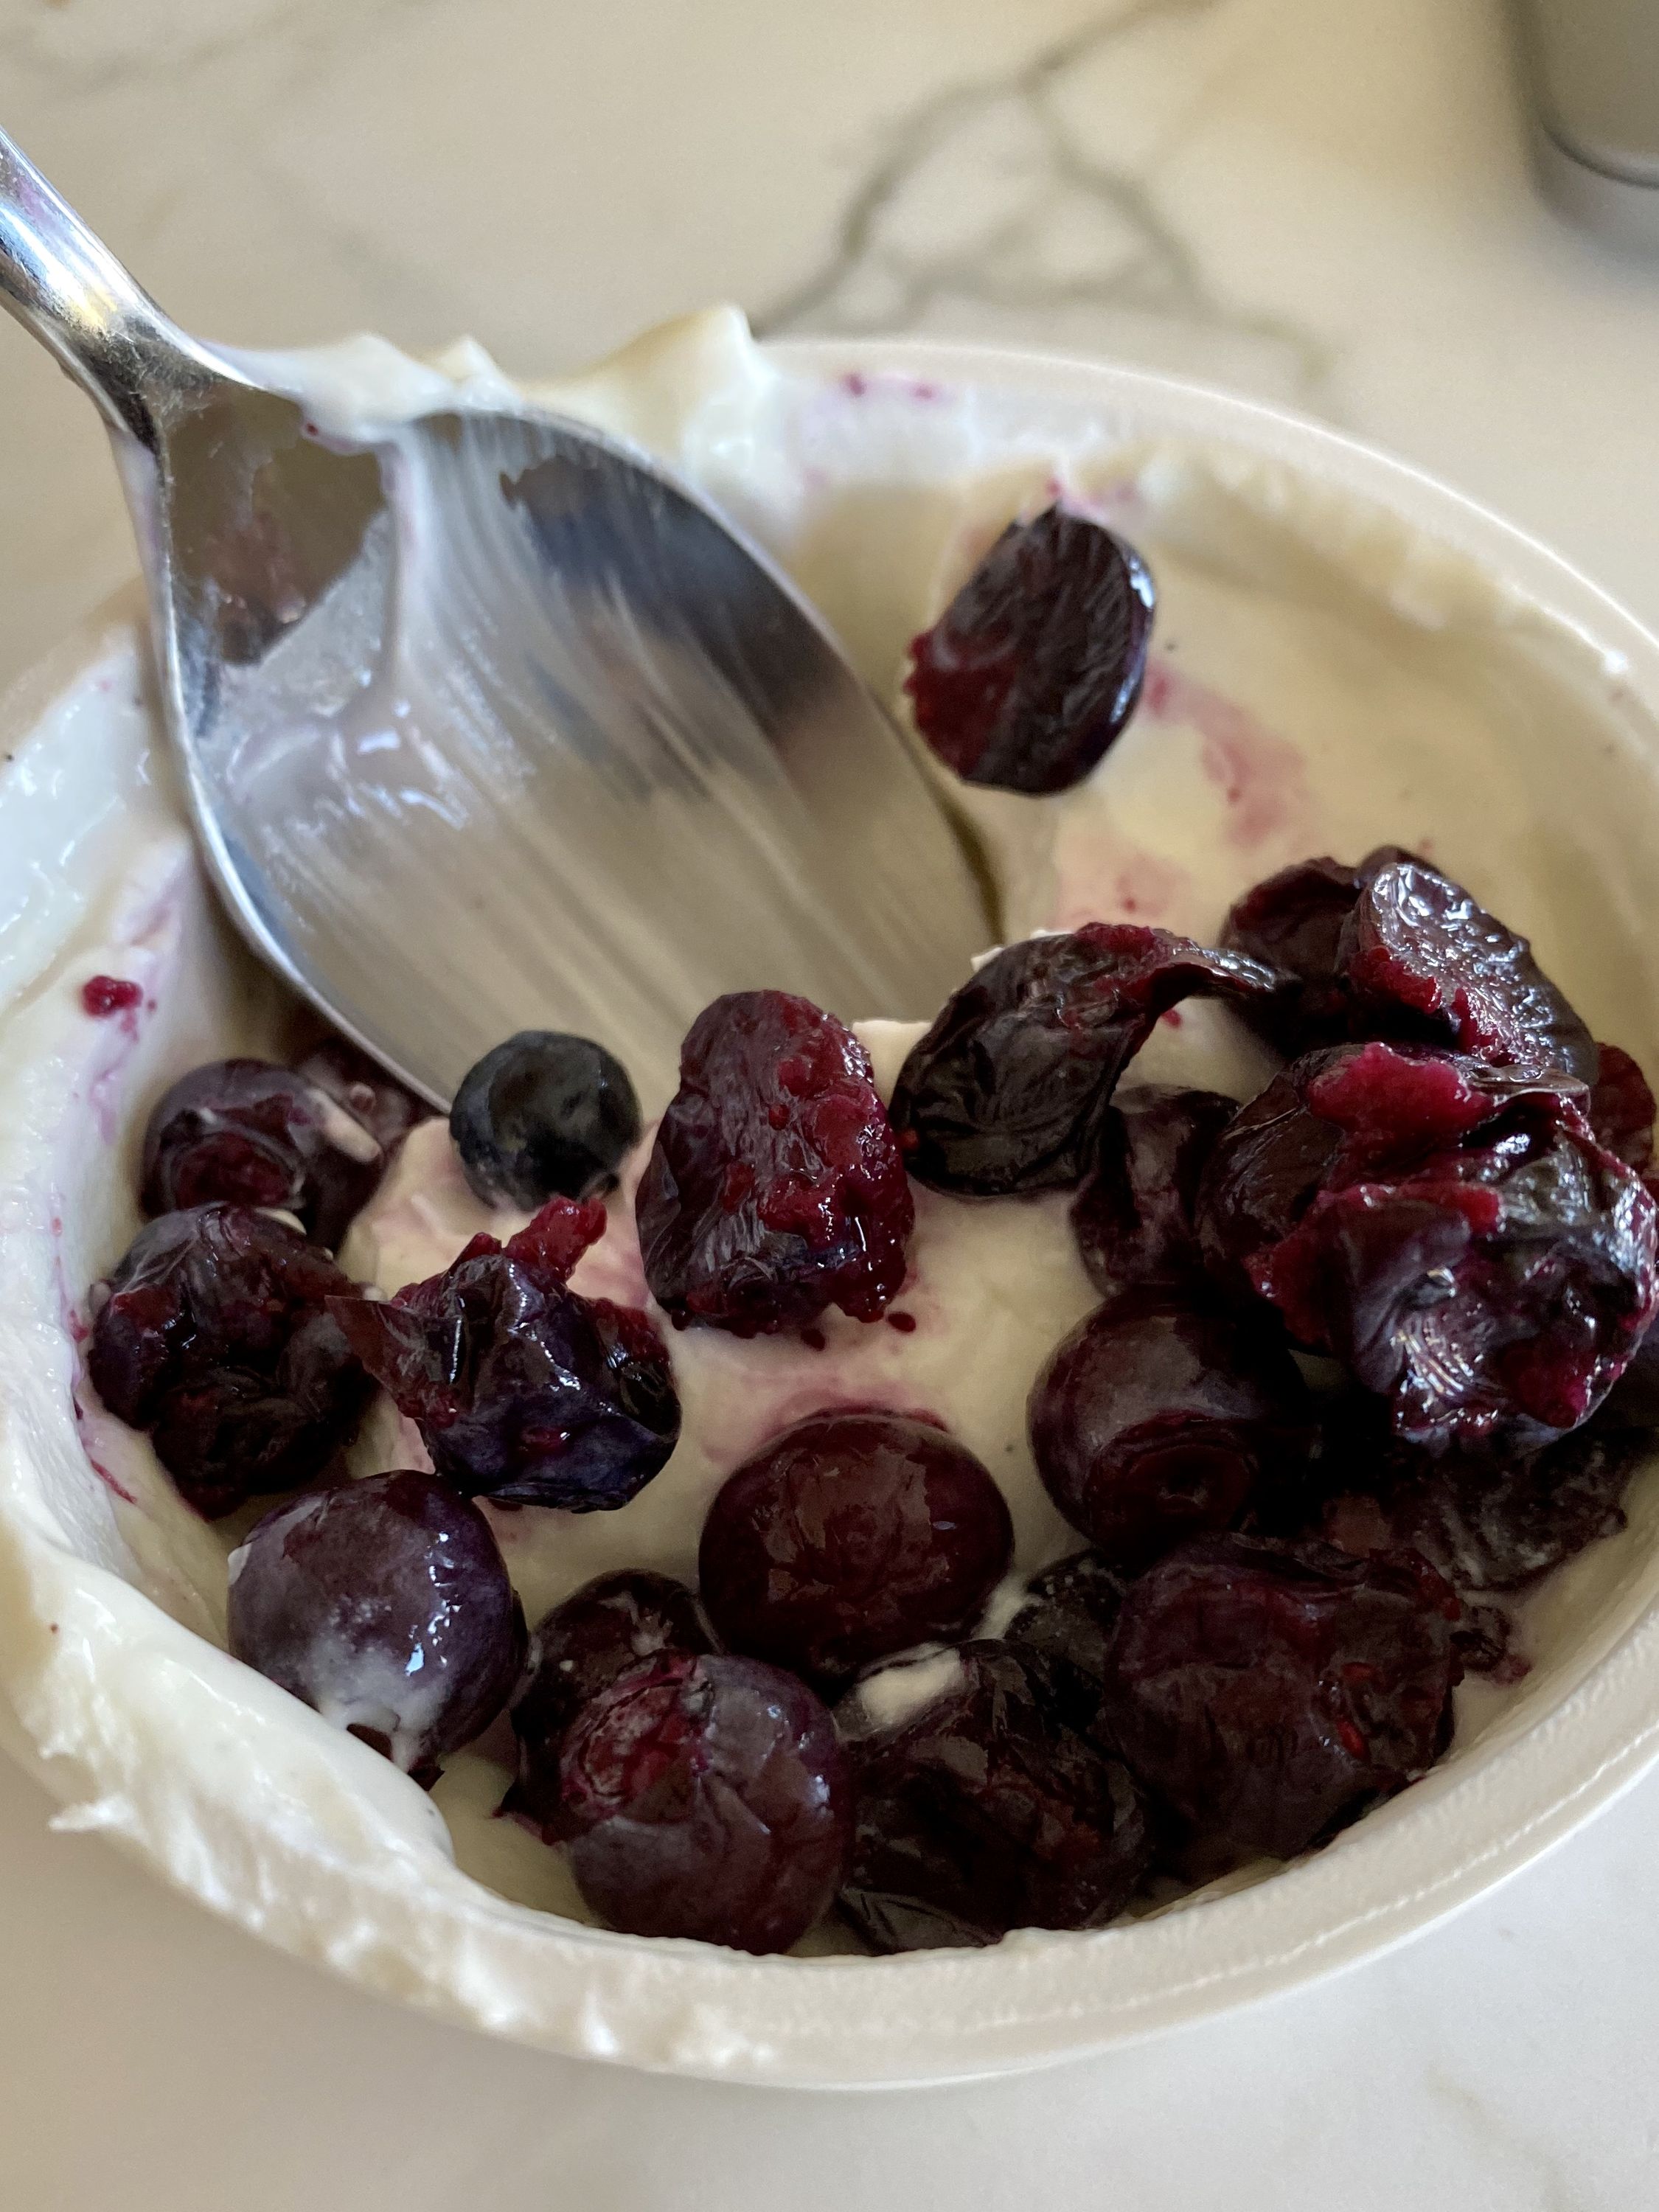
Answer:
(9, 329, 1659, 2092)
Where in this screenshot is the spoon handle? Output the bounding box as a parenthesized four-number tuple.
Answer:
(0, 127, 225, 448)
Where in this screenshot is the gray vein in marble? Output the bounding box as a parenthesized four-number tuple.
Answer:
(0, 0, 442, 100)
(1425, 2069, 1586, 2212)
(756, 0, 1333, 410)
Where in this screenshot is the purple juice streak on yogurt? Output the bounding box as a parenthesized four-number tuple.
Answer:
(1141, 657, 1310, 850)
(86, 1454, 136, 1504)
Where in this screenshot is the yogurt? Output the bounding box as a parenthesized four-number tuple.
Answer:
(4, 312, 1659, 2078)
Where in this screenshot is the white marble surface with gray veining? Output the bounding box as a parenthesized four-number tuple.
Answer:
(3, 1, 1659, 2205)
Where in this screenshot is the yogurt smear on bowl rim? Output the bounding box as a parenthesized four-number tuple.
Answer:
(4, 310, 1659, 2081)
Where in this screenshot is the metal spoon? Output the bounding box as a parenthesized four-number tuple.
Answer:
(0, 130, 990, 1104)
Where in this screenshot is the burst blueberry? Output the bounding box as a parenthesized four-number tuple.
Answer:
(507, 1570, 714, 1833)
(636, 990, 913, 1335)
(888, 925, 1276, 1197)
(88, 1203, 370, 1517)
(330, 1198, 679, 1510)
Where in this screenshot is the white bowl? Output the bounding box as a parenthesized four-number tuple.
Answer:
(4, 323, 1659, 2090)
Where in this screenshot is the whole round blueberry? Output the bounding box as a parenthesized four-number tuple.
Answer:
(558, 1652, 850, 1953)
(698, 1411, 1012, 1686)
(1029, 1287, 1310, 1571)
(509, 1570, 715, 1833)
(227, 1469, 526, 1783)
(450, 1032, 641, 1208)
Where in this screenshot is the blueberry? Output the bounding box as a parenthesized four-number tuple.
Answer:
(142, 1057, 387, 1248)
(839, 1643, 1152, 1951)
(330, 1200, 680, 1511)
(698, 1411, 1012, 1688)
(558, 1653, 851, 1953)
(1102, 1534, 1461, 1860)
(450, 1032, 641, 1208)
(1195, 1042, 1659, 1453)
(636, 990, 914, 1336)
(227, 1469, 526, 1784)
(507, 1570, 715, 1833)
(888, 925, 1276, 1198)
(88, 1204, 371, 1518)
(905, 505, 1157, 796)
(1004, 1551, 1130, 1736)
(1028, 1288, 1312, 1571)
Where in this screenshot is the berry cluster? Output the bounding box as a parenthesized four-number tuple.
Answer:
(83, 508, 1659, 1959)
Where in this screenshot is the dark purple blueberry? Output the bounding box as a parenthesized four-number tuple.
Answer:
(1339, 858, 1596, 1079)
(1222, 850, 1596, 1080)
(1450, 1599, 1522, 1681)
(449, 1030, 641, 1208)
(1605, 1306, 1659, 1425)
(1004, 1551, 1130, 1736)
(636, 990, 914, 1337)
(295, 1037, 433, 1155)
(1029, 1289, 1310, 1571)
(1197, 1041, 1659, 1453)
(1070, 1083, 1237, 1298)
(147, 1315, 368, 1521)
(87, 1204, 369, 1518)
(1195, 1043, 1515, 1299)
(330, 1199, 679, 1511)
(227, 1470, 526, 1784)
(1103, 1534, 1461, 1860)
(903, 505, 1156, 796)
(557, 1653, 850, 1953)
(888, 925, 1276, 1198)
(1315, 1398, 1649, 1593)
(142, 1057, 387, 1248)
(698, 1411, 1012, 1686)
(1588, 1044, 1656, 1171)
(839, 1643, 1152, 1951)
(1220, 846, 1421, 1053)
(507, 1570, 714, 1833)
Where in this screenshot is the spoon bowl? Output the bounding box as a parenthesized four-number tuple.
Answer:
(0, 130, 990, 1103)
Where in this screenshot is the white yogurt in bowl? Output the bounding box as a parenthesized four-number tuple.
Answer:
(4, 310, 1659, 2085)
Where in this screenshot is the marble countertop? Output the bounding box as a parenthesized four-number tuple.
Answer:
(4, 0, 1659, 2204)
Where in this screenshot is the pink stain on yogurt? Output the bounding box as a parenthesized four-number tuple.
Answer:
(1051, 835, 1189, 931)
(72, 1390, 140, 1504)
(1056, 478, 1145, 524)
(1141, 656, 1309, 850)
(838, 370, 949, 404)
